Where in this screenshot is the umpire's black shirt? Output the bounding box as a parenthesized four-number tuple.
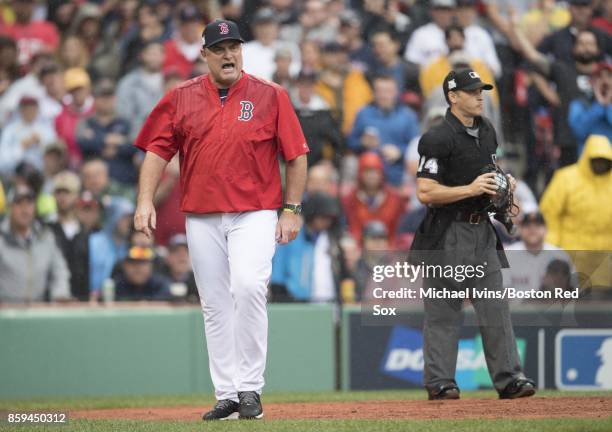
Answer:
(411, 108, 508, 267)
(416, 108, 498, 209)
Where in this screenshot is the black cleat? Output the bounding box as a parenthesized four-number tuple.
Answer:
(427, 383, 461, 401)
(499, 378, 536, 399)
(202, 399, 239, 421)
(238, 391, 264, 419)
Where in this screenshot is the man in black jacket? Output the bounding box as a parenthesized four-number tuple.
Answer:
(48, 171, 90, 301)
(291, 70, 344, 166)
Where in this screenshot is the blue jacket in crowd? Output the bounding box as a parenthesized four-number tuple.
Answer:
(271, 228, 317, 301)
(348, 103, 420, 185)
(76, 116, 137, 184)
(89, 197, 134, 293)
(568, 99, 612, 157)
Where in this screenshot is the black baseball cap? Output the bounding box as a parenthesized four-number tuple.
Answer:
(569, 0, 592, 6)
(252, 8, 276, 25)
(322, 41, 347, 53)
(296, 69, 317, 83)
(443, 68, 494, 96)
(179, 5, 203, 22)
(93, 79, 115, 97)
(9, 185, 35, 203)
(202, 19, 244, 49)
(520, 211, 545, 226)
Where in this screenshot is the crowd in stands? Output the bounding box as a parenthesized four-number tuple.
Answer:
(0, 0, 610, 305)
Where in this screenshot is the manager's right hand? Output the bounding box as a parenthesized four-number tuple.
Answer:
(134, 201, 156, 238)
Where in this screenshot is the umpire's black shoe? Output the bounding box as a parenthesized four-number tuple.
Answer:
(202, 399, 239, 420)
(499, 378, 536, 399)
(238, 391, 264, 419)
(427, 383, 460, 401)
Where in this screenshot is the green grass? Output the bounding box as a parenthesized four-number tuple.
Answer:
(2, 418, 612, 432)
(1, 389, 612, 411)
(1, 391, 611, 432)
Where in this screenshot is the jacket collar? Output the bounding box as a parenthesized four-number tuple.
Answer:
(0, 216, 43, 245)
(203, 70, 249, 94)
(445, 108, 487, 135)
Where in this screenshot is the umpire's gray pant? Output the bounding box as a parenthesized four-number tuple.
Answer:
(422, 220, 523, 393)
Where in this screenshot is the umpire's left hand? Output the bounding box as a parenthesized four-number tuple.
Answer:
(507, 174, 517, 193)
(275, 212, 302, 244)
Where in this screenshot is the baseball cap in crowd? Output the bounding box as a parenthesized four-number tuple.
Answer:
(296, 69, 318, 83)
(93, 79, 115, 97)
(359, 152, 384, 172)
(202, 19, 244, 49)
(168, 233, 189, 250)
(77, 190, 99, 208)
(362, 220, 389, 240)
(448, 50, 472, 68)
(339, 10, 361, 27)
(431, 0, 457, 8)
(9, 185, 36, 204)
(322, 41, 347, 53)
(64, 67, 91, 91)
(443, 68, 494, 97)
(252, 8, 277, 25)
(569, 0, 592, 6)
(77, 2, 102, 20)
(592, 61, 612, 76)
(520, 211, 546, 226)
(126, 245, 155, 262)
(19, 95, 38, 106)
(44, 140, 66, 157)
(53, 171, 81, 194)
(179, 4, 203, 22)
(274, 47, 292, 61)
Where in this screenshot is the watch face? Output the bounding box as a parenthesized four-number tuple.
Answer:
(284, 204, 301, 214)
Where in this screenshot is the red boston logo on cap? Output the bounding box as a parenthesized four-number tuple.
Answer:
(219, 22, 229, 35)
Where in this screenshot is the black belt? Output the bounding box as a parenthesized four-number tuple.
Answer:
(434, 208, 489, 224)
(454, 209, 488, 224)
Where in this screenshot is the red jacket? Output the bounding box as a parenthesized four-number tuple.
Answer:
(163, 39, 195, 80)
(135, 72, 308, 214)
(343, 186, 405, 247)
(0, 21, 59, 66)
(55, 102, 94, 167)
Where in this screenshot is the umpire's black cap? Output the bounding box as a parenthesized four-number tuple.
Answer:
(443, 68, 493, 97)
(202, 19, 244, 49)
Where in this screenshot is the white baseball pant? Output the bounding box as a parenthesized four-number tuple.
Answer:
(185, 210, 278, 401)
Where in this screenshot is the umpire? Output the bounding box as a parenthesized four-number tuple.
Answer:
(412, 69, 536, 401)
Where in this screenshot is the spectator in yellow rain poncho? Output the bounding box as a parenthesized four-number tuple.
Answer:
(540, 134, 612, 293)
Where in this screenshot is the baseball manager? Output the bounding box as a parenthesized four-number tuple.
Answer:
(412, 68, 536, 401)
(134, 19, 308, 420)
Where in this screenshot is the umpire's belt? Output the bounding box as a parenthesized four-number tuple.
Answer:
(438, 208, 489, 224)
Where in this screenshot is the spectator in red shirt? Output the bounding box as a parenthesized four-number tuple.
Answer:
(592, 0, 612, 34)
(162, 5, 203, 79)
(55, 67, 94, 167)
(0, 0, 59, 67)
(342, 152, 405, 246)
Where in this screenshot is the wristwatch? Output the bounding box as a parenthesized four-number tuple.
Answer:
(282, 203, 302, 215)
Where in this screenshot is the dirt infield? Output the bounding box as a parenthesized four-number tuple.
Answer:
(72, 397, 612, 421)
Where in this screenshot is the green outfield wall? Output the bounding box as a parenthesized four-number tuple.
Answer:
(0, 304, 335, 399)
